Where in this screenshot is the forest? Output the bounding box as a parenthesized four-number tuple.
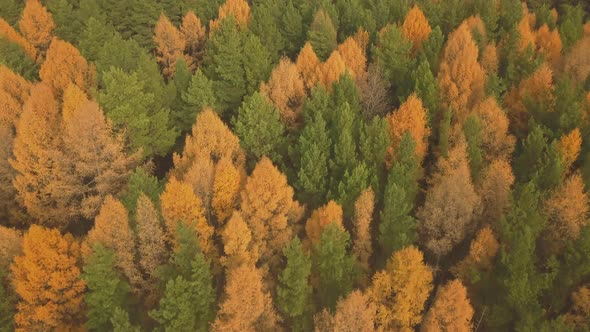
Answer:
(1, 0, 590, 331)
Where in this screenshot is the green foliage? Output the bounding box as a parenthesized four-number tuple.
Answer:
(335, 0, 376, 40)
(281, 0, 305, 56)
(0, 269, 15, 332)
(559, 4, 584, 50)
(0, 38, 38, 81)
(46, 0, 78, 43)
(277, 237, 313, 331)
(463, 115, 484, 180)
(82, 244, 132, 332)
(438, 108, 452, 157)
(120, 167, 163, 214)
(421, 25, 444, 74)
(359, 116, 391, 198)
(414, 58, 440, 125)
(180, 69, 218, 129)
(233, 92, 286, 165)
(111, 307, 141, 332)
(498, 0, 524, 33)
(250, 0, 285, 62)
(78, 17, 118, 63)
(0, 0, 23, 26)
(99, 67, 178, 157)
(329, 102, 358, 190)
(313, 223, 356, 310)
(335, 162, 369, 216)
(307, 8, 338, 61)
(554, 77, 584, 134)
(242, 33, 273, 95)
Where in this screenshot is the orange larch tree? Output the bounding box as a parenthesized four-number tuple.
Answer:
(183, 154, 216, 217)
(319, 50, 346, 91)
(0, 18, 37, 60)
(11, 225, 85, 331)
(305, 200, 344, 246)
(212, 156, 242, 223)
(517, 16, 536, 52)
(181, 11, 206, 69)
(209, 0, 251, 32)
(420, 280, 474, 332)
(239, 157, 303, 273)
(0, 65, 31, 127)
(535, 24, 563, 69)
(452, 226, 500, 284)
(353, 188, 374, 285)
(369, 246, 433, 331)
(221, 211, 259, 270)
(154, 14, 186, 79)
(481, 43, 498, 75)
(558, 128, 582, 172)
(260, 57, 306, 128)
(83, 196, 142, 291)
(564, 36, 590, 84)
(39, 38, 94, 97)
(296, 42, 321, 91)
(61, 84, 88, 120)
(18, 0, 54, 58)
(438, 22, 485, 123)
(336, 37, 367, 79)
(386, 93, 431, 164)
(401, 5, 432, 53)
(333, 290, 377, 332)
(212, 264, 279, 331)
(0, 226, 22, 271)
(474, 97, 516, 162)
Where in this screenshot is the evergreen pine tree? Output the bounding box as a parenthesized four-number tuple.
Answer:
(180, 68, 217, 130)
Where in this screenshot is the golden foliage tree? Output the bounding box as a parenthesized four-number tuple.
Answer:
(0, 124, 23, 225)
(535, 24, 563, 69)
(154, 14, 185, 78)
(353, 27, 370, 53)
(477, 159, 515, 224)
(517, 16, 536, 52)
(61, 84, 88, 120)
(212, 264, 279, 331)
(451, 226, 500, 283)
(544, 173, 589, 244)
(319, 50, 346, 90)
(369, 246, 433, 331)
(183, 154, 216, 216)
(39, 38, 93, 97)
(353, 188, 374, 283)
(261, 57, 306, 128)
(337, 37, 367, 79)
(419, 139, 481, 256)
(387, 93, 430, 164)
(420, 280, 474, 332)
(221, 211, 258, 270)
(209, 0, 251, 32)
(0, 18, 37, 60)
(181, 11, 206, 68)
(565, 286, 590, 329)
(0, 65, 32, 126)
(212, 156, 242, 223)
(558, 128, 582, 172)
(481, 43, 498, 74)
(11, 225, 85, 331)
(333, 290, 376, 332)
(160, 176, 215, 260)
(18, 0, 54, 57)
(239, 157, 303, 272)
(0, 226, 22, 271)
(438, 22, 485, 123)
(296, 42, 321, 90)
(474, 97, 516, 161)
(83, 196, 142, 290)
(401, 5, 432, 53)
(305, 200, 344, 246)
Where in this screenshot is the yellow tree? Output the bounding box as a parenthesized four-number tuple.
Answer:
(438, 22, 485, 123)
(369, 246, 433, 331)
(452, 227, 500, 284)
(0, 65, 31, 127)
(18, 0, 54, 58)
(261, 57, 306, 128)
(154, 14, 185, 78)
(11, 225, 85, 331)
(481, 43, 498, 75)
(83, 196, 142, 291)
(39, 38, 94, 97)
(221, 211, 259, 270)
(212, 264, 279, 331)
(181, 11, 206, 68)
(0, 18, 37, 60)
(0, 226, 22, 271)
(401, 5, 432, 53)
(386, 93, 430, 164)
(183, 154, 216, 217)
(535, 24, 562, 69)
(212, 156, 242, 223)
(239, 157, 303, 273)
(296, 42, 321, 90)
(61, 84, 88, 120)
(305, 200, 344, 246)
(353, 188, 374, 285)
(337, 37, 367, 79)
(353, 27, 370, 52)
(209, 0, 250, 32)
(558, 128, 582, 172)
(420, 280, 474, 332)
(333, 290, 377, 332)
(319, 50, 346, 90)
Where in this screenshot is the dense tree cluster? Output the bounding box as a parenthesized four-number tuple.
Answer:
(2, 0, 590, 331)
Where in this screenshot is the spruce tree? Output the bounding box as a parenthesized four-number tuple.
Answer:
(421, 26, 444, 74)
(120, 168, 163, 214)
(463, 115, 484, 180)
(242, 33, 272, 95)
(308, 9, 337, 61)
(281, 0, 304, 56)
(180, 68, 217, 129)
(359, 116, 391, 198)
(414, 57, 440, 125)
(250, 0, 284, 61)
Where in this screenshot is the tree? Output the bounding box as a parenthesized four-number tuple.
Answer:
(220, 211, 258, 270)
(0, 64, 31, 127)
(313, 223, 356, 310)
(98, 67, 177, 157)
(82, 244, 131, 332)
(296, 42, 321, 90)
(413, 58, 439, 124)
(120, 167, 162, 214)
(277, 237, 313, 330)
(261, 57, 306, 128)
(249, 0, 284, 63)
(421, 280, 474, 332)
(558, 128, 582, 172)
(150, 223, 215, 332)
(242, 33, 272, 95)
(437, 22, 485, 123)
(135, 194, 167, 299)
(11, 225, 85, 331)
(369, 246, 433, 331)
(564, 286, 590, 330)
(535, 24, 562, 69)
(386, 93, 431, 164)
(564, 36, 590, 84)
(211, 156, 242, 223)
(0, 18, 37, 60)
(336, 37, 366, 79)
(160, 177, 215, 263)
(18, 0, 54, 58)
(60, 101, 140, 221)
(319, 50, 346, 91)
(39, 38, 93, 97)
(463, 115, 484, 179)
(305, 200, 344, 246)
(333, 290, 376, 332)
(419, 139, 481, 256)
(358, 64, 391, 119)
(474, 97, 516, 161)
(452, 226, 500, 285)
(477, 159, 515, 224)
(83, 196, 142, 291)
(402, 5, 432, 53)
(178, 69, 216, 131)
(181, 11, 206, 68)
(239, 157, 303, 273)
(352, 188, 374, 284)
(308, 9, 337, 61)
(559, 4, 584, 50)
(0, 226, 21, 272)
(212, 265, 279, 331)
(154, 14, 185, 79)
(209, 0, 251, 31)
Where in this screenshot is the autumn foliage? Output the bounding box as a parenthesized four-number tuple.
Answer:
(402, 5, 432, 52)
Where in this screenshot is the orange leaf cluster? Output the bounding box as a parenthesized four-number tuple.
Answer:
(261, 57, 306, 128)
(210, 0, 250, 32)
(401, 5, 432, 52)
(386, 94, 431, 164)
(305, 200, 344, 246)
(18, 0, 54, 57)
